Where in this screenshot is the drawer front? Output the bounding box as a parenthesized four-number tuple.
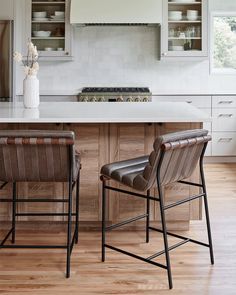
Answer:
(212, 132, 236, 156)
(154, 96, 211, 108)
(213, 96, 236, 108)
(212, 109, 236, 132)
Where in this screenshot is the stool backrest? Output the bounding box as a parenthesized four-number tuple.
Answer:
(133, 129, 211, 190)
(0, 130, 75, 182)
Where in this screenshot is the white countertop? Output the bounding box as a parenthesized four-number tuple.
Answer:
(0, 102, 211, 123)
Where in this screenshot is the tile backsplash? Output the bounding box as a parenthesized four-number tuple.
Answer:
(16, 25, 236, 95)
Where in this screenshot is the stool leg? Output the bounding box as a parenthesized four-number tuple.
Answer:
(75, 171, 80, 244)
(12, 182, 17, 244)
(102, 180, 106, 262)
(200, 161, 214, 265)
(146, 190, 150, 243)
(66, 178, 73, 278)
(158, 183, 173, 290)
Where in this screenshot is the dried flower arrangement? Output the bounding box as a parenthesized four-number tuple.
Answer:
(13, 41, 39, 76)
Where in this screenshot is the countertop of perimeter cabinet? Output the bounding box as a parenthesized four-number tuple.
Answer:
(0, 102, 211, 123)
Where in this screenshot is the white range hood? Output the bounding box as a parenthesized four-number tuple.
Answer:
(70, 0, 162, 25)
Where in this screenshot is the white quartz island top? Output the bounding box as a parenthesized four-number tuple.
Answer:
(0, 102, 210, 123)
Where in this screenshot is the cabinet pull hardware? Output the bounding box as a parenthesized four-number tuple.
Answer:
(219, 101, 233, 104)
(218, 138, 233, 143)
(186, 101, 192, 104)
(218, 114, 233, 118)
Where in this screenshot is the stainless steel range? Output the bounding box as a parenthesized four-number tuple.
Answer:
(78, 87, 152, 102)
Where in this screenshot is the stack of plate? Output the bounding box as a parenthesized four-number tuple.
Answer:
(32, 11, 49, 21)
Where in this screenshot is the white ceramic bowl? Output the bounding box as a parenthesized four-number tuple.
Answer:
(33, 31, 51, 37)
(33, 11, 47, 18)
(187, 10, 199, 21)
(54, 11, 65, 16)
(171, 0, 196, 2)
(44, 47, 54, 51)
(168, 11, 182, 21)
(170, 45, 184, 51)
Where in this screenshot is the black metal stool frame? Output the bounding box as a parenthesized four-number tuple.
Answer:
(101, 143, 214, 289)
(0, 145, 80, 278)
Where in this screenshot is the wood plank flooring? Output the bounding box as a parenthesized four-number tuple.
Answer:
(0, 163, 236, 294)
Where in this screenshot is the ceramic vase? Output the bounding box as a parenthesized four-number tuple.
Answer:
(23, 75, 39, 108)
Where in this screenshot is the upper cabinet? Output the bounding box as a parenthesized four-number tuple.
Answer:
(161, 0, 208, 59)
(26, 0, 73, 60)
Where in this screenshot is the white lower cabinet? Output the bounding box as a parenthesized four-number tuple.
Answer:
(154, 95, 212, 156)
(212, 132, 236, 156)
(212, 96, 236, 157)
(212, 109, 236, 132)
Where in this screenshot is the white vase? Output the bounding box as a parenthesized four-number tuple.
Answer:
(23, 75, 40, 108)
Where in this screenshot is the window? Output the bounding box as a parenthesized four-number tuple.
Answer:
(211, 13, 236, 74)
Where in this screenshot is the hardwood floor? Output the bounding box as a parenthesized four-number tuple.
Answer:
(0, 163, 236, 294)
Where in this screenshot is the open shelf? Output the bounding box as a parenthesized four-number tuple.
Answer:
(168, 37, 201, 39)
(31, 37, 65, 39)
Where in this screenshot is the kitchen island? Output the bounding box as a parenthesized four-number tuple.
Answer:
(0, 102, 210, 230)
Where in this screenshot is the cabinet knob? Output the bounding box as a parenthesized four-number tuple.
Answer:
(162, 52, 168, 56)
(65, 52, 69, 55)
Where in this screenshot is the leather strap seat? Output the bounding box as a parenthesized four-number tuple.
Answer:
(101, 129, 210, 191)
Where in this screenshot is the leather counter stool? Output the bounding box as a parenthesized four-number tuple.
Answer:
(100, 129, 214, 289)
(0, 130, 81, 278)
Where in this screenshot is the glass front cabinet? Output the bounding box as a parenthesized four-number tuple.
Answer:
(161, 0, 208, 58)
(26, 0, 72, 60)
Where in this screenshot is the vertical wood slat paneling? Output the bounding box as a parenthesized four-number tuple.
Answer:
(0, 123, 202, 229)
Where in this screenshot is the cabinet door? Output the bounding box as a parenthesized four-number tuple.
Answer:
(64, 124, 109, 222)
(17, 123, 64, 221)
(154, 123, 202, 229)
(161, 0, 208, 58)
(25, 0, 73, 60)
(109, 123, 155, 223)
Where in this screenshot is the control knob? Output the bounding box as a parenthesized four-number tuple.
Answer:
(135, 96, 142, 102)
(143, 97, 149, 102)
(82, 96, 89, 102)
(127, 97, 134, 102)
(117, 96, 124, 102)
(98, 96, 105, 102)
(90, 96, 97, 102)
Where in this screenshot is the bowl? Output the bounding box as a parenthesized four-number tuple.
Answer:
(187, 10, 199, 21)
(33, 31, 51, 37)
(33, 11, 47, 18)
(168, 11, 182, 21)
(44, 47, 54, 51)
(170, 45, 184, 51)
(54, 11, 65, 16)
(170, 0, 196, 2)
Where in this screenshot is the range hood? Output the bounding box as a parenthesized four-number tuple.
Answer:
(70, 0, 162, 25)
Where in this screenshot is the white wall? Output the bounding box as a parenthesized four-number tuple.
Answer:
(10, 0, 236, 95)
(0, 0, 13, 19)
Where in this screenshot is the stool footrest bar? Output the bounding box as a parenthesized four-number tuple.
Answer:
(0, 245, 67, 249)
(104, 185, 159, 202)
(16, 213, 77, 217)
(106, 214, 148, 231)
(105, 244, 167, 270)
(178, 180, 203, 188)
(164, 193, 205, 210)
(0, 198, 68, 203)
(147, 239, 190, 261)
(149, 227, 210, 247)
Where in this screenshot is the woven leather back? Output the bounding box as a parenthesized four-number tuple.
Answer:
(0, 130, 75, 182)
(133, 129, 211, 190)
